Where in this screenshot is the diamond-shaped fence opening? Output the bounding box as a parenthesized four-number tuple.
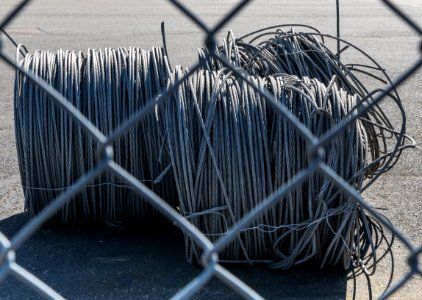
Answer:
(0, 0, 421, 299)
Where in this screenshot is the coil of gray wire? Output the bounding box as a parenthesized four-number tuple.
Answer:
(165, 67, 369, 268)
(15, 46, 176, 223)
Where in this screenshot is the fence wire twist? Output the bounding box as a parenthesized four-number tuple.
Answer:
(0, 0, 421, 299)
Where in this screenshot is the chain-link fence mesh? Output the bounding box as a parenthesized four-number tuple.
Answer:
(0, 0, 420, 299)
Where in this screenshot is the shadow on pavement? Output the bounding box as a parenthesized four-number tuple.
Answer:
(0, 213, 347, 299)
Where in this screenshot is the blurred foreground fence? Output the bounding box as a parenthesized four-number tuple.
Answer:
(0, 0, 421, 299)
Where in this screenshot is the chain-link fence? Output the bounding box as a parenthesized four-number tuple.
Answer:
(0, 0, 421, 299)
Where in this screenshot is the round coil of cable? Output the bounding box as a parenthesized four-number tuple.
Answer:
(165, 67, 372, 268)
(14, 46, 175, 223)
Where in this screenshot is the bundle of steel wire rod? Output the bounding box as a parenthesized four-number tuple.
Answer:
(13, 26, 414, 268)
(14, 46, 176, 222)
(165, 68, 370, 268)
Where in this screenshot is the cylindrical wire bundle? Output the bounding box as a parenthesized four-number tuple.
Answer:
(165, 68, 369, 268)
(15, 47, 175, 222)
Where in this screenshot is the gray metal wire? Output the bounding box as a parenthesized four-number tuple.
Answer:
(0, 0, 421, 299)
(14, 46, 177, 222)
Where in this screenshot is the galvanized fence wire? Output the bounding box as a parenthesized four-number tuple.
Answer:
(0, 0, 420, 299)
